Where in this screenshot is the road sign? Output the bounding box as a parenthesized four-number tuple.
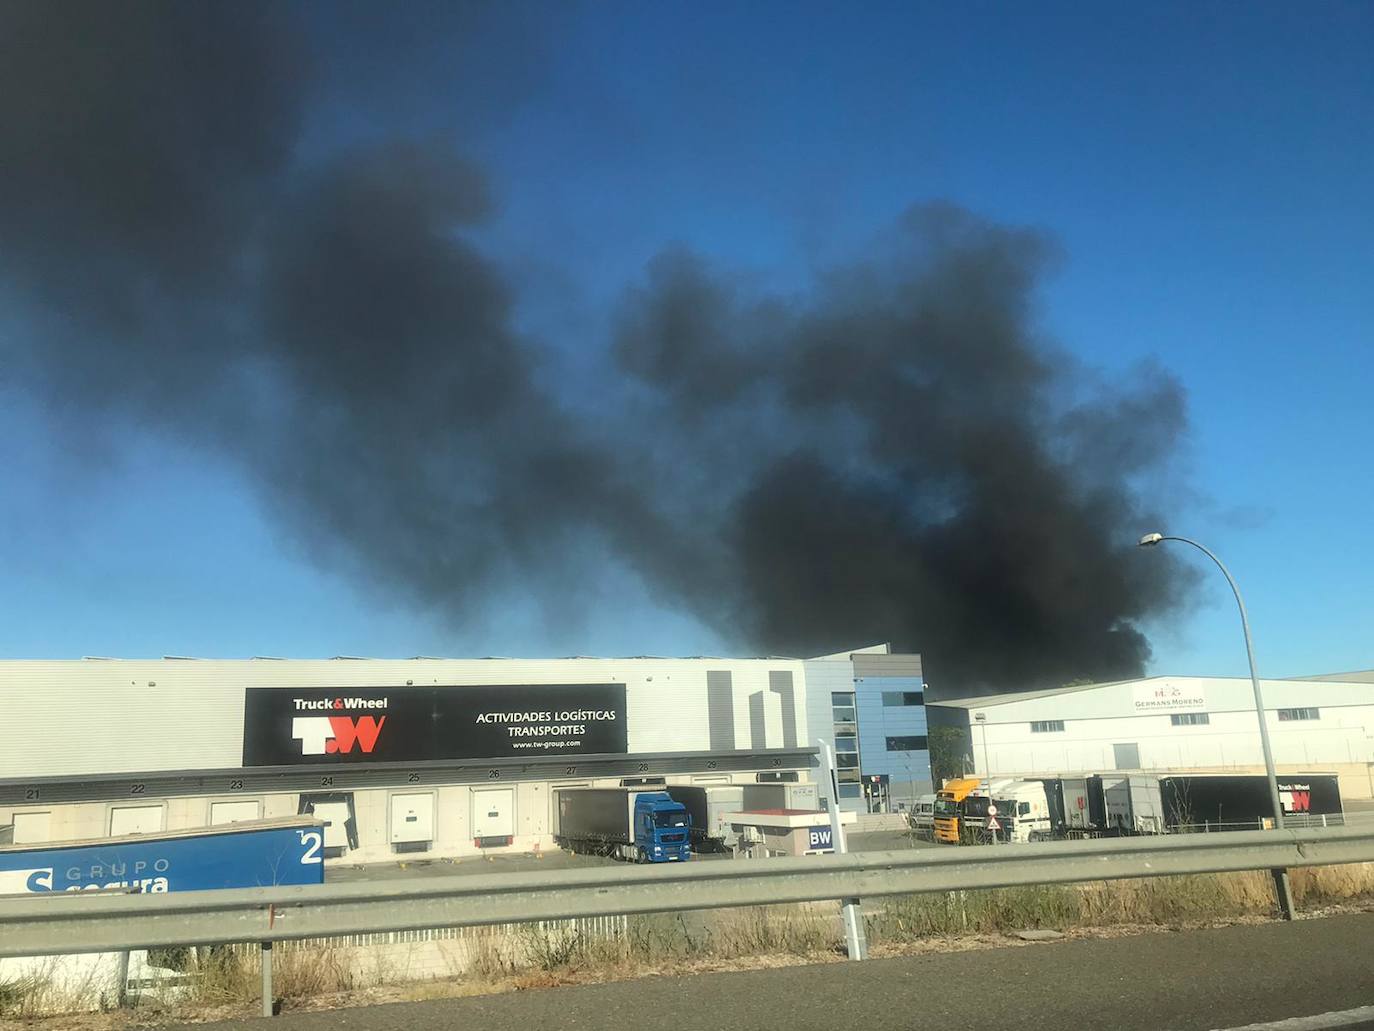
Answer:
(807, 827, 834, 852)
(987, 815, 1001, 831)
(987, 804, 998, 816)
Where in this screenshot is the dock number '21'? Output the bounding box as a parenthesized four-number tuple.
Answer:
(298, 830, 323, 864)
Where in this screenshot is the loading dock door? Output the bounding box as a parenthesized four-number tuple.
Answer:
(390, 792, 435, 844)
(313, 801, 352, 849)
(12, 812, 50, 844)
(472, 788, 514, 839)
(1113, 743, 1142, 770)
(210, 800, 262, 825)
(110, 805, 164, 837)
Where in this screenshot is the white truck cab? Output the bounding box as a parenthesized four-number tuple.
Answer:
(964, 778, 1053, 843)
(908, 793, 936, 835)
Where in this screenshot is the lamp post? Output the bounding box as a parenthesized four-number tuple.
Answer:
(1138, 532, 1294, 918)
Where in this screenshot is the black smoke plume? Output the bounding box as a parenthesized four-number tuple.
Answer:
(0, 3, 1194, 692)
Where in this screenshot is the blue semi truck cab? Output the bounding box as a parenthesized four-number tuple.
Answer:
(556, 787, 693, 862)
(633, 791, 692, 863)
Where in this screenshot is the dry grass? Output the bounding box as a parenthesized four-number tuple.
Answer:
(170, 944, 356, 1006)
(867, 863, 1374, 946)
(0, 957, 125, 1020)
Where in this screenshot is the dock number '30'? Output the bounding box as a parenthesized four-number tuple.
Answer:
(299, 830, 323, 865)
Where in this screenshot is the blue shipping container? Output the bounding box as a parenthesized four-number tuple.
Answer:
(0, 817, 325, 896)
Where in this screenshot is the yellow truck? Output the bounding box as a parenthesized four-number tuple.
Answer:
(932, 777, 982, 843)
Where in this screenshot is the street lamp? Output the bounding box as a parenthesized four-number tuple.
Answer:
(1138, 532, 1295, 918)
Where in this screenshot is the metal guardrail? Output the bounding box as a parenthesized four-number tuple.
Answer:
(2, 825, 1372, 1015)
(3, 825, 1372, 957)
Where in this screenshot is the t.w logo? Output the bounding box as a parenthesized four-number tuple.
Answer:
(291, 716, 386, 756)
(1281, 788, 1311, 813)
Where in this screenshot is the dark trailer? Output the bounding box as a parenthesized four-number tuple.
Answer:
(1160, 774, 1343, 829)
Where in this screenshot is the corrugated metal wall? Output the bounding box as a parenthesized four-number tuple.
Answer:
(0, 657, 823, 779)
(852, 653, 923, 679)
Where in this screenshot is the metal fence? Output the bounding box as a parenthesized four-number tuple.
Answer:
(2, 824, 1372, 1017)
(1170, 813, 1347, 834)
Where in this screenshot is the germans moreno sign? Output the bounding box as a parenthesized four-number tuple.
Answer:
(242, 684, 627, 766)
(1132, 682, 1206, 714)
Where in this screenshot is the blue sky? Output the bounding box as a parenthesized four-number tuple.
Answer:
(2, 2, 1371, 679)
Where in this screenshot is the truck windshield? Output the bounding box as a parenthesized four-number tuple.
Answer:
(934, 799, 959, 816)
(653, 811, 688, 828)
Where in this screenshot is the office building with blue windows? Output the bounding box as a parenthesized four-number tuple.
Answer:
(804, 645, 932, 812)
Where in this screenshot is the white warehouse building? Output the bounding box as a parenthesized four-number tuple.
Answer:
(0, 647, 930, 865)
(933, 672, 1374, 801)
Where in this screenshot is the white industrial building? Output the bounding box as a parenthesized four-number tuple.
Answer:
(933, 673, 1374, 800)
(0, 648, 930, 865)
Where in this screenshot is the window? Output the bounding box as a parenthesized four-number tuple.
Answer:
(1171, 712, 1210, 726)
(832, 708, 856, 725)
(1030, 720, 1065, 733)
(1017, 801, 1031, 816)
(834, 734, 857, 751)
(836, 768, 860, 783)
(838, 783, 862, 799)
(1277, 708, 1320, 722)
(885, 735, 928, 751)
(831, 692, 855, 705)
(836, 751, 860, 769)
(831, 691, 857, 724)
(756, 771, 799, 783)
(881, 691, 925, 707)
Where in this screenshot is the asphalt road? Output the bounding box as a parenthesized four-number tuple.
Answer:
(177, 912, 1374, 1031)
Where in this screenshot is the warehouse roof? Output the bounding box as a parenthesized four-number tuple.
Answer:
(1291, 669, 1374, 682)
(935, 673, 1374, 711)
(65, 647, 895, 663)
(932, 677, 1144, 709)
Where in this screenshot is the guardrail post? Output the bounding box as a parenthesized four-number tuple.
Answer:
(261, 941, 274, 1018)
(114, 949, 130, 1008)
(1272, 869, 1295, 921)
(816, 740, 868, 961)
(841, 897, 868, 960)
